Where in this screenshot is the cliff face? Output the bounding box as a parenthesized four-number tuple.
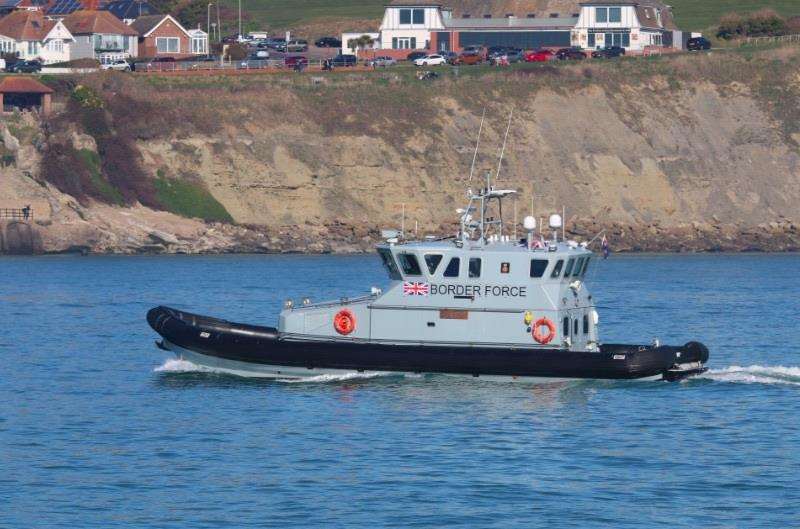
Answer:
(2, 47, 800, 254)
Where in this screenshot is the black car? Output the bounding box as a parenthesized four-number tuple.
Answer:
(555, 47, 586, 61)
(687, 36, 711, 51)
(406, 51, 427, 61)
(6, 60, 42, 73)
(591, 46, 626, 59)
(331, 54, 357, 67)
(315, 36, 341, 48)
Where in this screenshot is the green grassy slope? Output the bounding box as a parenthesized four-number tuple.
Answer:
(224, 0, 800, 33)
(670, 0, 800, 31)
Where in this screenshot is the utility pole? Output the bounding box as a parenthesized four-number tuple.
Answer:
(207, 3, 212, 54)
(238, 0, 242, 39)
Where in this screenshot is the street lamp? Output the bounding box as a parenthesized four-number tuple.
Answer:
(207, 3, 213, 56)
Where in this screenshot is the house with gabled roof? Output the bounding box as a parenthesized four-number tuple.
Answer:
(572, 0, 679, 51)
(130, 14, 206, 58)
(62, 8, 137, 62)
(0, 8, 74, 63)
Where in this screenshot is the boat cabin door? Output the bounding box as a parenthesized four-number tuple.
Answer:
(564, 310, 588, 351)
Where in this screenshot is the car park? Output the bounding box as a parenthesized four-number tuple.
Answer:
(367, 56, 397, 67)
(414, 54, 447, 66)
(315, 37, 341, 48)
(687, 37, 711, 51)
(6, 60, 42, 73)
(591, 46, 626, 59)
(406, 51, 427, 62)
(331, 54, 357, 67)
(555, 47, 586, 60)
(101, 58, 131, 71)
(525, 49, 554, 62)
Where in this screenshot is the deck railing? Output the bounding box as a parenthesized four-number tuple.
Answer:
(739, 34, 800, 47)
(0, 208, 33, 221)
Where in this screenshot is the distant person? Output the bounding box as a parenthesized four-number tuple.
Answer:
(22, 205, 30, 220)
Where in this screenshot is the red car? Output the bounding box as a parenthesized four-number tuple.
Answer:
(284, 56, 308, 68)
(524, 49, 554, 62)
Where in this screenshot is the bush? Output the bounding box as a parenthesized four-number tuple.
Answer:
(154, 175, 233, 222)
(717, 9, 787, 39)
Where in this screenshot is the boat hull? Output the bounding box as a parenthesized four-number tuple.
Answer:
(147, 306, 709, 381)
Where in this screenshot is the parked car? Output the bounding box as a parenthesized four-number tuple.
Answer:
(315, 36, 341, 48)
(0, 58, 5, 70)
(331, 54, 357, 67)
(406, 51, 427, 61)
(251, 49, 269, 59)
(453, 53, 483, 65)
(267, 38, 286, 50)
(461, 45, 485, 57)
(284, 55, 308, 67)
(489, 48, 523, 64)
(525, 49, 554, 62)
(438, 50, 458, 63)
(555, 47, 586, 60)
(591, 46, 626, 59)
(687, 36, 711, 51)
(286, 39, 308, 52)
(367, 56, 397, 67)
(101, 58, 131, 71)
(414, 54, 447, 66)
(6, 59, 42, 73)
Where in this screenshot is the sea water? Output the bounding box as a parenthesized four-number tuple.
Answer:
(0, 253, 798, 528)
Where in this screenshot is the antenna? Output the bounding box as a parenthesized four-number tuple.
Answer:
(495, 108, 513, 181)
(401, 203, 405, 237)
(468, 108, 486, 182)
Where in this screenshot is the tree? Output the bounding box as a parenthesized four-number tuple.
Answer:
(347, 34, 375, 56)
(716, 9, 787, 39)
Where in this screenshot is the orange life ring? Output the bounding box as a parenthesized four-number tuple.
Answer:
(532, 317, 556, 345)
(333, 309, 356, 335)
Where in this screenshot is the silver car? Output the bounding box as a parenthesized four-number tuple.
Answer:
(368, 56, 397, 67)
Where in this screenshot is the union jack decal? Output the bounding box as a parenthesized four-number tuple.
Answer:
(403, 282, 430, 296)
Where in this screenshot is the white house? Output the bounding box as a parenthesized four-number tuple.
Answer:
(0, 9, 74, 64)
(378, 0, 446, 51)
(62, 9, 138, 63)
(572, 0, 679, 51)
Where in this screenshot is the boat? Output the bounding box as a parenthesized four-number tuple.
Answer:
(147, 171, 709, 382)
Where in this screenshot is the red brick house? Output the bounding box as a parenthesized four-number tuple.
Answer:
(130, 14, 203, 59)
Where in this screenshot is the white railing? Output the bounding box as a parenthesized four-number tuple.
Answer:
(738, 34, 800, 47)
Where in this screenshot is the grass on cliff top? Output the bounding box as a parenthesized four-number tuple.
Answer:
(207, 0, 797, 33)
(154, 175, 233, 223)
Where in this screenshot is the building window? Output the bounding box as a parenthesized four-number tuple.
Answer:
(412, 8, 424, 24)
(392, 37, 415, 49)
(399, 8, 411, 24)
(588, 33, 595, 47)
(609, 7, 621, 22)
(156, 37, 179, 53)
(191, 36, 207, 54)
(596, 7, 607, 23)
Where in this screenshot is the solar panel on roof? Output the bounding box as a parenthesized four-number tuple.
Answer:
(48, 0, 81, 14)
(0, 0, 21, 8)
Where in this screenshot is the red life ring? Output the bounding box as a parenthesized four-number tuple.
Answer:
(333, 309, 356, 335)
(532, 317, 556, 344)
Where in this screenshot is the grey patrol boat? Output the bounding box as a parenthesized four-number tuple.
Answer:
(147, 181, 709, 382)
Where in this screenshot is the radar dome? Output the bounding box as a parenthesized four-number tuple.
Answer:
(549, 214, 562, 228)
(523, 216, 536, 230)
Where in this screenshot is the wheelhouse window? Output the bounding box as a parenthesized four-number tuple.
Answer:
(564, 258, 575, 278)
(377, 248, 401, 280)
(444, 257, 460, 277)
(583, 314, 589, 334)
(530, 259, 548, 278)
(551, 259, 564, 278)
(562, 317, 570, 337)
(468, 258, 481, 278)
(574, 318, 579, 336)
(424, 254, 443, 275)
(582, 257, 591, 276)
(573, 257, 585, 277)
(398, 253, 422, 276)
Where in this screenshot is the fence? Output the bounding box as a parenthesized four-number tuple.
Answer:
(0, 208, 33, 221)
(739, 34, 800, 47)
(137, 58, 342, 73)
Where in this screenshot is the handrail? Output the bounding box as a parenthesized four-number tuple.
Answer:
(0, 208, 33, 220)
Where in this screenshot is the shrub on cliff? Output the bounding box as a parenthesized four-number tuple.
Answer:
(717, 9, 788, 39)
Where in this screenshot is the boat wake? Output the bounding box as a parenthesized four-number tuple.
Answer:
(698, 365, 800, 387)
(154, 358, 213, 374)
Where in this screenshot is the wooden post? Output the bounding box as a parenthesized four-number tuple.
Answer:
(42, 93, 51, 116)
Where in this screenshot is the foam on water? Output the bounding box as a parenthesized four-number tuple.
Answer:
(282, 371, 397, 384)
(154, 358, 212, 373)
(699, 365, 800, 386)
